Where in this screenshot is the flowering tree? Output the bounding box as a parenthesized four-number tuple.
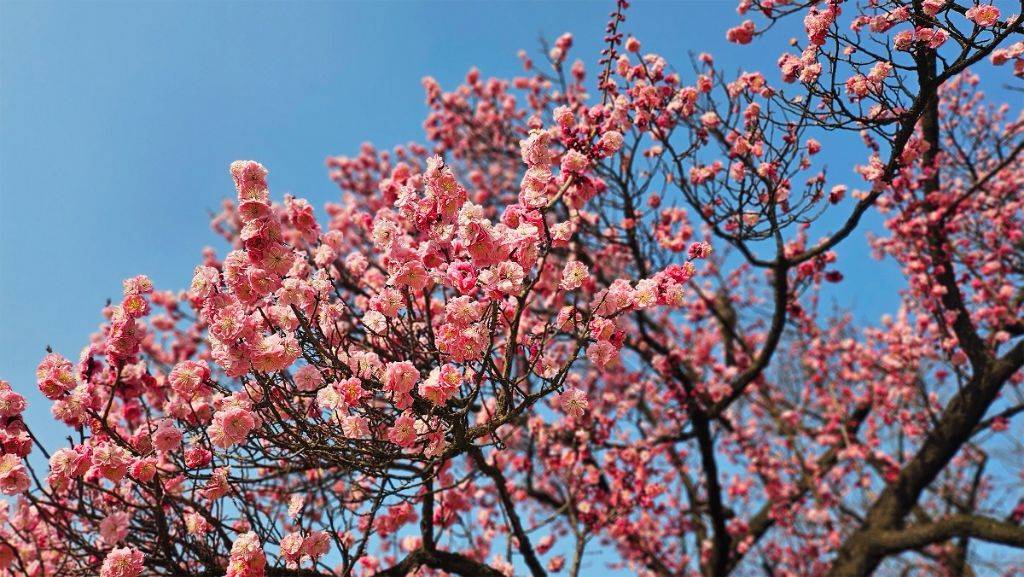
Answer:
(2, 1, 1023, 576)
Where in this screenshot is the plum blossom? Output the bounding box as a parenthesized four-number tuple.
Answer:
(99, 547, 144, 577)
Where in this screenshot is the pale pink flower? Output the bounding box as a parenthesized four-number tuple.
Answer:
(36, 352, 76, 399)
(560, 387, 589, 420)
(0, 455, 29, 495)
(90, 442, 131, 483)
(151, 419, 183, 452)
(208, 407, 257, 449)
(587, 340, 618, 369)
(600, 130, 624, 153)
(342, 416, 370, 439)
(169, 360, 210, 399)
(966, 4, 1000, 27)
(388, 413, 417, 448)
(227, 532, 266, 577)
(279, 532, 305, 567)
(293, 365, 324, 392)
(726, 20, 756, 45)
(303, 531, 331, 561)
(99, 511, 130, 547)
(99, 547, 144, 577)
(560, 261, 589, 291)
(384, 361, 418, 395)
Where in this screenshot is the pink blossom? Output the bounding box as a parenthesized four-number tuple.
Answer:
(152, 419, 183, 452)
(726, 20, 756, 45)
(966, 4, 1000, 27)
(600, 130, 624, 153)
(227, 532, 266, 577)
(418, 365, 462, 406)
(99, 547, 144, 577)
(560, 260, 589, 291)
(208, 407, 257, 448)
(586, 340, 618, 369)
(293, 365, 324, 392)
(388, 412, 417, 448)
(99, 511, 130, 546)
(169, 360, 210, 399)
(0, 388, 26, 418)
(922, 0, 947, 16)
(559, 387, 589, 419)
(384, 361, 419, 407)
(36, 352, 76, 399)
(303, 531, 331, 561)
(90, 442, 131, 483)
(0, 454, 29, 495)
(279, 532, 305, 567)
(342, 416, 370, 439)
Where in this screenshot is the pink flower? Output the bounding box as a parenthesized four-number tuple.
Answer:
(600, 130, 624, 154)
(129, 457, 157, 483)
(36, 352, 76, 399)
(559, 387, 589, 419)
(560, 261, 589, 291)
(553, 105, 575, 127)
(227, 532, 266, 577)
(99, 547, 144, 577)
(966, 4, 1000, 27)
(208, 407, 257, 449)
(384, 361, 418, 395)
(122, 274, 153, 296)
(251, 333, 301, 373)
(0, 454, 29, 495)
(418, 365, 462, 406)
(48, 446, 90, 488)
(184, 445, 212, 469)
(336, 377, 369, 408)
(587, 340, 619, 369)
(391, 260, 430, 291)
(169, 360, 210, 399)
(446, 260, 479, 294)
(560, 149, 589, 174)
(445, 295, 485, 325)
(303, 531, 331, 561)
(279, 532, 305, 567)
(99, 511, 130, 547)
(345, 252, 368, 276)
(342, 416, 370, 439)
(293, 365, 324, 392)
(726, 20, 756, 45)
(201, 467, 231, 501)
(152, 419, 183, 452)
(519, 129, 553, 167)
(388, 412, 417, 448)
(548, 556, 566, 572)
(922, 0, 946, 16)
(230, 160, 269, 202)
(90, 442, 131, 483)
(482, 261, 525, 295)
(189, 265, 220, 299)
(0, 388, 26, 418)
(185, 511, 212, 536)
(687, 241, 713, 260)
